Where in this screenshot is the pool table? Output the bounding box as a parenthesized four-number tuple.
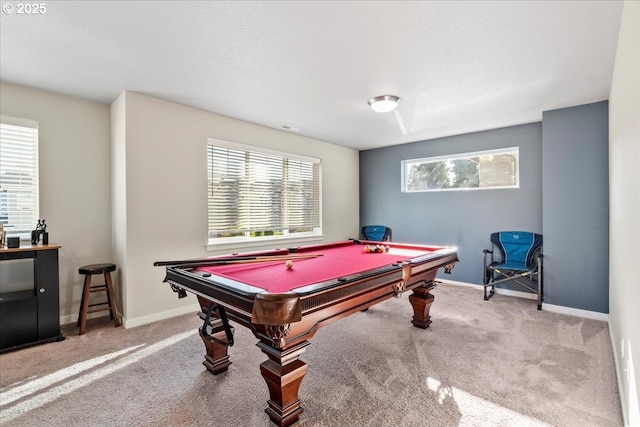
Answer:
(156, 239, 458, 426)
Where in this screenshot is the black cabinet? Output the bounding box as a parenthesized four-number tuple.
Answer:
(0, 244, 64, 352)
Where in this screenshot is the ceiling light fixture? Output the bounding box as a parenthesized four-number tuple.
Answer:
(368, 95, 400, 113)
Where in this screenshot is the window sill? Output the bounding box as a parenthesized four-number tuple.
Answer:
(206, 235, 325, 254)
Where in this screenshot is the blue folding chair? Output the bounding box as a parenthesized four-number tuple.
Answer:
(482, 231, 543, 309)
(361, 225, 392, 242)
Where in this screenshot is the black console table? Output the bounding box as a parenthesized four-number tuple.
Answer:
(0, 244, 64, 352)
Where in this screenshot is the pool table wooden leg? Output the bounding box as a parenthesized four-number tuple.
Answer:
(197, 296, 234, 374)
(257, 340, 310, 427)
(409, 284, 435, 329)
(199, 319, 234, 375)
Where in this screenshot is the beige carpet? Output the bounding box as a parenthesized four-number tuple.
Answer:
(0, 284, 622, 426)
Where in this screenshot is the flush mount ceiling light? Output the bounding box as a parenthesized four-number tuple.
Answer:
(368, 95, 400, 113)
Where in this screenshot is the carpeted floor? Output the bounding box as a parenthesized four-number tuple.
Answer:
(0, 284, 622, 426)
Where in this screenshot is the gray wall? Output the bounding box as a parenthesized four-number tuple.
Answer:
(360, 123, 543, 285)
(360, 102, 610, 313)
(542, 101, 609, 313)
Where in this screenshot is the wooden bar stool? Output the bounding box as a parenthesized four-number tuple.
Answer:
(77, 263, 120, 335)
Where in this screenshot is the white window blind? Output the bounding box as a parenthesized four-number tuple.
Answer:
(207, 139, 321, 242)
(0, 116, 39, 236)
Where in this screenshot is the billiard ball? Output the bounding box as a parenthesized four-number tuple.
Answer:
(285, 260, 294, 269)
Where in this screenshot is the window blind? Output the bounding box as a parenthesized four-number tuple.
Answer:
(0, 117, 39, 236)
(207, 141, 320, 240)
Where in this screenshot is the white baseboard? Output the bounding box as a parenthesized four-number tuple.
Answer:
(122, 303, 201, 328)
(60, 314, 76, 326)
(542, 302, 608, 322)
(437, 278, 609, 322)
(435, 278, 479, 290)
(60, 311, 111, 326)
(437, 279, 536, 300)
(609, 323, 640, 427)
(60, 303, 200, 329)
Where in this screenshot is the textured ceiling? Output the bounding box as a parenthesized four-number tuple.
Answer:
(0, 1, 624, 150)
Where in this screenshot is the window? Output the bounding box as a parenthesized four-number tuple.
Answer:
(207, 139, 321, 245)
(0, 116, 39, 237)
(402, 147, 519, 192)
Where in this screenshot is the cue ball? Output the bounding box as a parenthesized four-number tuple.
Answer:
(285, 260, 294, 269)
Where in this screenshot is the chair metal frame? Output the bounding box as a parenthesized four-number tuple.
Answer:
(482, 231, 543, 310)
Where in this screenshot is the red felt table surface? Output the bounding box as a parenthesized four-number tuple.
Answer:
(197, 242, 434, 293)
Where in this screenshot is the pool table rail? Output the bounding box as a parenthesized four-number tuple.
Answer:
(161, 244, 459, 349)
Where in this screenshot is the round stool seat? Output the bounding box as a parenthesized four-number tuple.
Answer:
(79, 263, 117, 275)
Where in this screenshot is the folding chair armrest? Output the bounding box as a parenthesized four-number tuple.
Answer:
(529, 249, 543, 270)
(483, 249, 494, 270)
(482, 249, 494, 285)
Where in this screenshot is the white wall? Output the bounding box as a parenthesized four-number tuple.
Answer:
(0, 83, 359, 328)
(114, 92, 360, 327)
(0, 82, 113, 323)
(609, 1, 640, 425)
(110, 93, 127, 318)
